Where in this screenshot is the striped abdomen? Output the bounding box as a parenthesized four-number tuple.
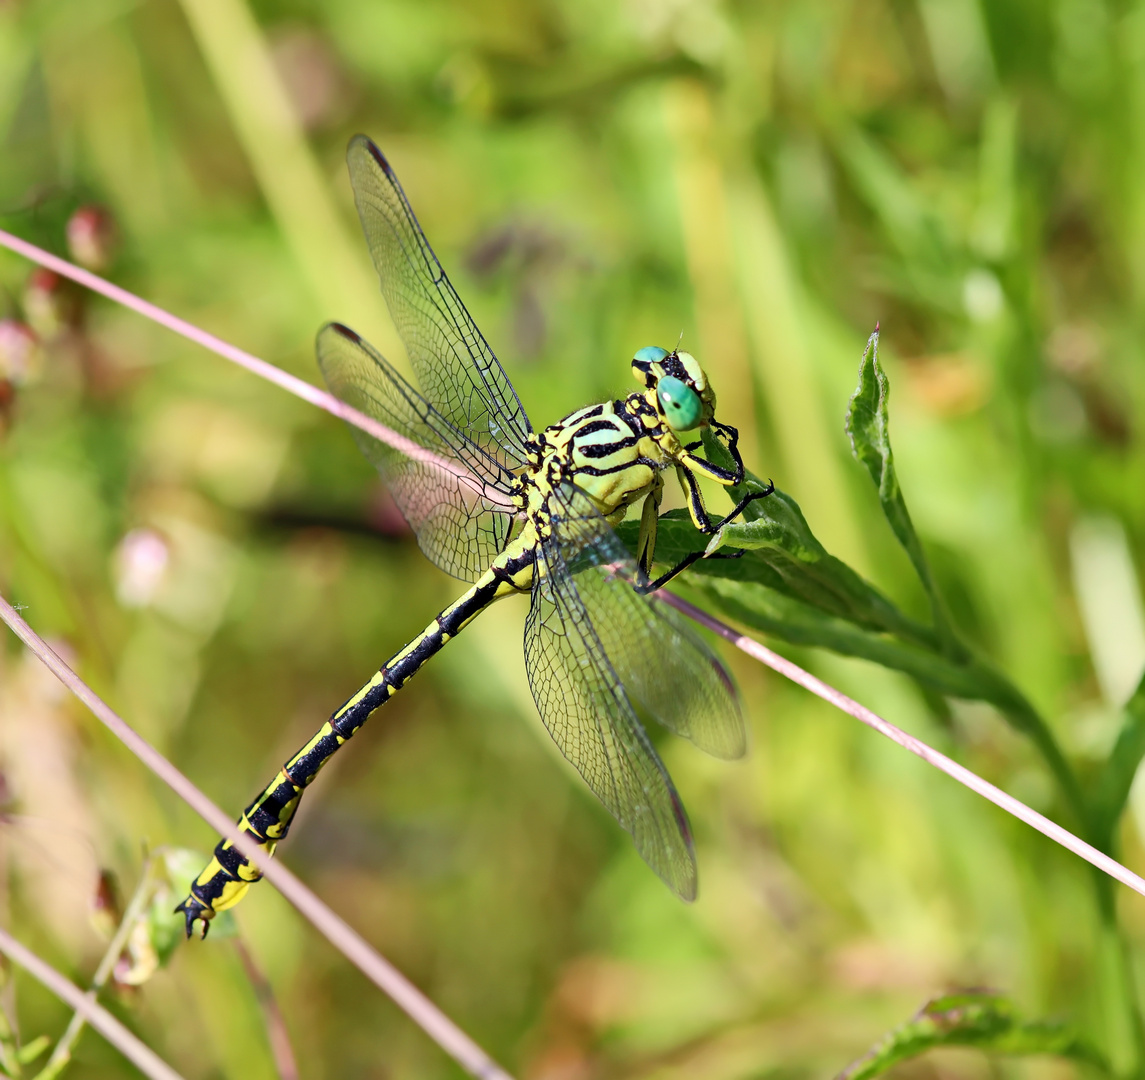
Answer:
(177, 543, 535, 934)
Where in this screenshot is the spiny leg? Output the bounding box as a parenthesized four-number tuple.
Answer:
(673, 420, 747, 488)
(636, 470, 775, 595)
(668, 413, 770, 539)
(636, 473, 664, 579)
(709, 480, 776, 533)
(637, 547, 748, 593)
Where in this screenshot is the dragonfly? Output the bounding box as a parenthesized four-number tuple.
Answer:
(178, 135, 772, 938)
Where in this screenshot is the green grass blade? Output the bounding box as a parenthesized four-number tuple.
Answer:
(1093, 672, 1145, 849)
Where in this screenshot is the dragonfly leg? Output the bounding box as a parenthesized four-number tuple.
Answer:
(674, 420, 748, 487)
(635, 472, 774, 595)
(676, 460, 775, 536)
(635, 548, 750, 593)
(636, 474, 664, 578)
(713, 479, 776, 532)
(671, 414, 775, 534)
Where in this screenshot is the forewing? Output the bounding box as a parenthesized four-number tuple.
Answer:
(547, 485, 746, 759)
(317, 322, 518, 582)
(526, 532, 697, 900)
(346, 135, 532, 468)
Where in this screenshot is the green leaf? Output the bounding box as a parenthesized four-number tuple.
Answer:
(711, 498, 937, 646)
(1092, 671, 1145, 849)
(845, 328, 964, 660)
(617, 450, 1020, 711)
(839, 992, 1109, 1080)
(690, 575, 1001, 700)
(629, 425, 940, 649)
(622, 503, 931, 647)
(687, 555, 1086, 822)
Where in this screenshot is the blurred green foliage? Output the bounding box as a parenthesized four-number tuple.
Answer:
(840, 991, 1108, 1080)
(2, 0, 1145, 1078)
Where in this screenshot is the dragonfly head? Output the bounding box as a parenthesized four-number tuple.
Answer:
(631, 345, 715, 432)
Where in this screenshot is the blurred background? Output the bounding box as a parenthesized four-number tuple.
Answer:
(2, 0, 1145, 1077)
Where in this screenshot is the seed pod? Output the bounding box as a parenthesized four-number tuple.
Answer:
(66, 205, 119, 272)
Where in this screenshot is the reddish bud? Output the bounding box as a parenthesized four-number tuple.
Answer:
(23, 268, 81, 340)
(0, 319, 43, 385)
(90, 870, 122, 940)
(67, 205, 119, 272)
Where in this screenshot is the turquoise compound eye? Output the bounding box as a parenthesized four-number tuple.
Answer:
(633, 345, 669, 365)
(656, 375, 702, 431)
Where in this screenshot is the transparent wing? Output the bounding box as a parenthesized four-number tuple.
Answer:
(547, 485, 746, 758)
(346, 135, 532, 469)
(317, 322, 519, 582)
(527, 543, 697, 900)
(523, 486, 745, 900)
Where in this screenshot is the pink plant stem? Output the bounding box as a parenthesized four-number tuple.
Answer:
(0, 595, 514, 1080)
(0, 229, 512, 510)
(661, 590, 1145, 901)
(0, 925, 184, 1080)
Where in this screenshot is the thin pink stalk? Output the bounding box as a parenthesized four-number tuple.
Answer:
(661, 591, 1145, 902)
(0, 595, 514, 1080)
(0, 925, 184, 1080)
(0, 229, 513, 511)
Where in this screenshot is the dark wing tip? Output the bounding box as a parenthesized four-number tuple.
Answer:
(347, 133, 395, 177)
(710, 654, 748, 760)
(328, 322, 362, 344)
(666, 786, 698, 902)
(315, 322, 363, 355)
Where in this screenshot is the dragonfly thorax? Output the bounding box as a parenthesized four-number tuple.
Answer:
(526, 390, 692, 524)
